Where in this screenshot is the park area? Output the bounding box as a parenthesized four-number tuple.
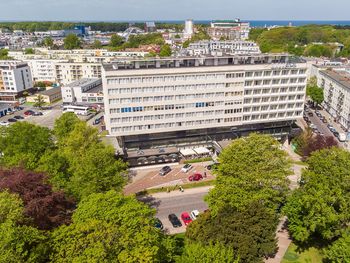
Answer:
(282, 243, 323, 263)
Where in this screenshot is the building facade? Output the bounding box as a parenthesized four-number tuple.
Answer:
(103, 55, 307, 150)
(0, 61, 33, 102)
(208, 20, 250, 40)
(55, 62, 102, 85)
(317, 69, 350, 130)
(62, 78, 103, 105)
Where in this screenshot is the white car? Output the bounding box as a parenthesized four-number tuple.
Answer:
(181, 164, 193, 173)
(0, 121, 10, 127)
(190, 210, 200, 220)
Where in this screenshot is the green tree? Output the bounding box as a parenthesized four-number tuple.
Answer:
(34, 94, 46, 109)
(109, 34, 124, 47)
(159, 44, 172, 57)
(53, 112, 80, 142)
(307, 85, 324, 107)
(206, 133, 290, 214)
(0, 191, 49, 263)
(177, 242, 239, 263)
(43, 37, 54, 48)
(50, 191, 175, 262)
(186, 203, 278, 263)
(284, 148, 350, 243)
(0, 48, 10, 59)
(92, 39, 102, 49)
(63, 34, 81, 50)
(324, 229, 350, 263)
(0, 122, 54, 170)
(24, 48, 34, 54)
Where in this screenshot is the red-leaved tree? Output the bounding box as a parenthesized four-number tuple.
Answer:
(0, 168, 75, 230)
(302, 134, 338, 157)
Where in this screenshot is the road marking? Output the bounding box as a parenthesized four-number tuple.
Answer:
(150, 173, 159, 180)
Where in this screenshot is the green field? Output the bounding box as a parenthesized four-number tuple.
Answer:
(282, 243, 324, 263)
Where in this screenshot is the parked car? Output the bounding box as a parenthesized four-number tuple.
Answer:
(33, 112, 43, 116)
(159, 166, 171, 176)
(0, 121, 10, 127)
(205, 161, 219, 170)
(338, 133, 347, 142)
(24, 110, 35, 116)
(181, 164, 193, 173)
(181, 212, 193, 226)
(322, 118, 328, 124)
(168, 214, 182, 228)
(15, 106, 24, 111)
(14, 115, 24, 120)
(307, 112, 314, 117)
(93, 118, 101, 125)
(315, 111, 322, 117)
(7, 118, 17, 123)
(190, 210, 200, 220)
(154, 218, 163, 230)
(189, 173, 203, 182)
(334, 131, 340, 138)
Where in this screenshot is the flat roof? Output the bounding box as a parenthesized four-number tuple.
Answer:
(320, 70, 350, 90)
(83, 84, 103, 94)
(65, 78, 101, 88)
(39, 87, 61, 96)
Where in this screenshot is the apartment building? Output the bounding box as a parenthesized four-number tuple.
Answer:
(55, 62, 102, 85)
(0, 61, 33, 102)
(317, 69, 350, 130)
(62, 78, 103, 105)
(208, 20, 250, 40)
(103, 54, 307, 150)
(185, 40, 261, 56)
(26, 59, 67, 82)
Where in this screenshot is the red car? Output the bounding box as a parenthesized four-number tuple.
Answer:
(24, 110, 34, 116)
(189, 173, 203, 182)
(181, 212, 192, 226)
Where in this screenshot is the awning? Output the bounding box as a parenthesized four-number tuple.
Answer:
(180, 149, 196, 157)
(194, 147, 210, 155)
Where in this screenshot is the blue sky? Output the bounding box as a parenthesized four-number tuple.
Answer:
(1, 0, 349, 21)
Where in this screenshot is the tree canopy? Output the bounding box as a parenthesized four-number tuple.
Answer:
(109, 34, 124, 47)
(0, 122, 54, 170)
(323, 229, 350, 263)
(284, 148, 350, 243)
(50, 190, 176, 263)
(206, 133, 290, 214)
(186, 202, 278, 263)
(63, 34, 81, 49)
(159, 44, 172, 57)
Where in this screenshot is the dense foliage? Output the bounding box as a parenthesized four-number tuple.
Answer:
(0, 168, 75, 230)
(323, 229, 350, 263)
(206, 133, 290, 214)
(284, 148, 350, 244)
(186, 203, 278, 263)
(251, 25, 350, 57)
(63, 34, 81, 49)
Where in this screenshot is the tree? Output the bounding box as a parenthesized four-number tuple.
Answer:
(0, 168, 75, 230)
(34, 94, 45, 109)
(92, 39, 102, 49)
(186, 203, 278, 263)
(0, 122, 54, 170)
(284, 148, 350, 243)
(63, 34, 81, 49)
(324, 229, 350, 263)
(177, 242, 239, 263)
(0, 48, 11, 59)
(50, 191, 175, 262)
(206, 134, 290, 214)
(306, 77, 324, 107)
(0, 191, 49, 263)
(43, 37, 54, 48)
(109, 34, 124, 47)
(53, 112, 80, 142)
(159, 44, 172, 57)
(24, 48, 34, 54)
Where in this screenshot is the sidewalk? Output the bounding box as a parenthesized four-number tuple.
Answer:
(150, 185, 213, 199)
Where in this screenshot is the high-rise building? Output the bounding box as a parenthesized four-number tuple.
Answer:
(184, 19, 194, 39)
(0, 61, 33, 102)
(102, 54, 307, 150)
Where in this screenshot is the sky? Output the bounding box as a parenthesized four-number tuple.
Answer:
(1, 0, 350, 21)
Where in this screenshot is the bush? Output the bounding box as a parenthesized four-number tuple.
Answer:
(184, 157, 212, 164)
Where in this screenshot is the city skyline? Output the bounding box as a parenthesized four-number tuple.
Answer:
(2, 0, 350, 21)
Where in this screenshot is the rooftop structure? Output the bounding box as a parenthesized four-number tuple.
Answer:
(62, 78, 103, 105)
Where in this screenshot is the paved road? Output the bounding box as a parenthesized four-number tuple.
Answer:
(140, 186, 211, 234)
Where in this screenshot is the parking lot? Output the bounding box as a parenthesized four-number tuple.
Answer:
(124, 162, 216, 195)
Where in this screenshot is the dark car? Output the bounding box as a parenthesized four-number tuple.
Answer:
(15, 106, 24, 111)
(168, 214, 182, 228)
(333, 131, 340, 138)
(33, 112, 43, 116)
(307, 112, 314, 117)
(14, 115, 24, 120)
(159, 166, 171, 176)
(322, 118, 328, 124)
(154, 218, 163, 230)
(24, 110, 35, 116)
(93, 119, 101, 125)
(7, 118, 17, 123)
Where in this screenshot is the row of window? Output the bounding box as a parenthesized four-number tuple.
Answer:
(244, 78, 306, 86)
(244, 86, 305, 95)
(243, 103, 303, 112)
(244, 69, 306, 77)
(110, 101, 227, 114)
(244, 95, 304, 104)
(243, 111, 302, 121)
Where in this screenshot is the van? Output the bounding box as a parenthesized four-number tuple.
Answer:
(18, 97, 26, 104)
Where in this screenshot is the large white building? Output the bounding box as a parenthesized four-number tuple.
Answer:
(185, 40, 261, 56)
(55, 62, 102, 85)
(317, 69, 350, 130)
(62, 78, 103, 105)
(103, 54, 307, 150)
(0, 61, 33, 102)
(208, 20, 250, 40)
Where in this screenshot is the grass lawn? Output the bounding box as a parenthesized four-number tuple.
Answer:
(282, 243, 324, 263)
